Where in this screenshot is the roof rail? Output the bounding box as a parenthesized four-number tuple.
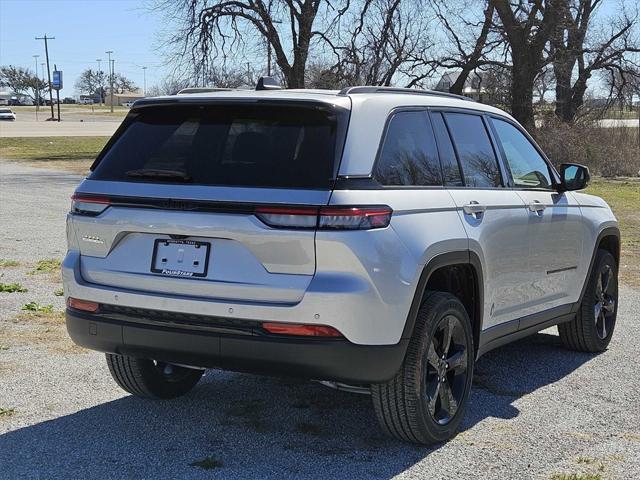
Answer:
(176, 87, 235, 95)
(337, 86, 474, 102)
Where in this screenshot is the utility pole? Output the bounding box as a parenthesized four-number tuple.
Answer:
(142, 66, 147, 95)
(35, 34, 55, 120)
(96, 58, 102, 104)
(33, 55, 39, 119)
(106, 50, 114, 112)
(111, 59, 115, 110)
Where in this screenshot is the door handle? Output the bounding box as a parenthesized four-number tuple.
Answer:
(463, 201, 487, 219)
(528, 200, 546, 215)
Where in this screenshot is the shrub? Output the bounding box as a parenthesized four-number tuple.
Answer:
(534, 117, 640, 177)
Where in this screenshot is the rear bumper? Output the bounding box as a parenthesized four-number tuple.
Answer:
(66, 308, 408, 384)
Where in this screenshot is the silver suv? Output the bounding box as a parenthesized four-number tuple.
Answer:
(64, 84, 620, 445)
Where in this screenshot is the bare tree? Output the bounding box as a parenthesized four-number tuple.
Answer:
(534, 66, 555, 104)
(318, 0, 436, 88)
(482, 65, 512, 106)
(551, 0, 640, 122)
(112, 74, 138, 94)
(146, 77, 192, 96)
(0, 65, 46, 102)
(490, 0, 562, 130)
(603, 67, 640, 110)
(75, 69, 109, 101)
(157, 0, 354, 88)
(430, 1, 506, 95)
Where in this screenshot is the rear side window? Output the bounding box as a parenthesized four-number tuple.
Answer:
(430, 112, 463, 186)
(444, 113, 502, 188)
(492, 118, 553, 189)
(374, 111, 442, 186)
(90, 104, 345, 189)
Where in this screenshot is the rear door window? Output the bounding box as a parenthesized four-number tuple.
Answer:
(90, 104, 345, 189)
(444, 112, 502, 188)
(374, 110, 442, 186)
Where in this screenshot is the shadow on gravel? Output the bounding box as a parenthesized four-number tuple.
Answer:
(0, 331, 596, 479)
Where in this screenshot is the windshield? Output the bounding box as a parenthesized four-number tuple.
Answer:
(90, 103, 347, 189)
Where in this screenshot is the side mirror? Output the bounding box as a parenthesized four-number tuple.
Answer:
(559, 163, 590, 191)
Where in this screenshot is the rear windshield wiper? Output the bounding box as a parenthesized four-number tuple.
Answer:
(125, 168, 192, 182)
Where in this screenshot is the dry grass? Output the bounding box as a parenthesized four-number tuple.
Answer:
(535, 118, 639, 177)
(0, 259, 20, 268)
(586, 178, 640, 288)
(0, 136, 108, 175)
(1, 310, 86, 355)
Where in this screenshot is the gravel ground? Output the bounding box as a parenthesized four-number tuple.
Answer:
(1, 160, 639, 480)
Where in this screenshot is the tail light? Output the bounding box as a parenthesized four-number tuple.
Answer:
(70, 194, 110, 216)
(262, 322, 343, 337)
(254, 206, 318, 229)
(255, 205, 392, 230)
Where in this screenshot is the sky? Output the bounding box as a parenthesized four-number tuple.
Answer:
(0, 0, 631, 99)
(0, 0, 168, 97)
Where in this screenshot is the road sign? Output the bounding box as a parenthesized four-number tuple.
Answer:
(52, 70, 63, 90)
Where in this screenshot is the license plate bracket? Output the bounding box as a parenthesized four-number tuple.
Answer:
(151, 239, 210, 278)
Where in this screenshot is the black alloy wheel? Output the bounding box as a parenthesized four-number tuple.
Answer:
(594, 263, 616, 340)
(424, 314, 469, 425)
(558, 249, 618, 352)
(372, 291, 474, 445)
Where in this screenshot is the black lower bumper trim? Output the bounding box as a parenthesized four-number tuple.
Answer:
(66, 309, 407, 384)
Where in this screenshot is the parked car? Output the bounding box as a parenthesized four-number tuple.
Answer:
(78, 98, 94, 105)
(64, 84, 620, 445)
(0, 107, 16, 120)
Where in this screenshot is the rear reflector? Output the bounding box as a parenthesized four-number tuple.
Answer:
(255, 205, 392, 230)
(71, 194, 110, 216)
(262, 322, 343, 337)
(67, 297, 100, 313)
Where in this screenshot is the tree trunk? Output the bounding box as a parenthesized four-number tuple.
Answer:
(554, 55, 575, 121)
(510, 57, 537, 131)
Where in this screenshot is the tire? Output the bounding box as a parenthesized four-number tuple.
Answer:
(372, 291, 474, 445)
(106, 353, 204, 399)
(558, 249, 618, 352)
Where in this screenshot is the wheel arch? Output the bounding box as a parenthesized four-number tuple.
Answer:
(576, 226, 621, 309)
(401, 251, 484, 356)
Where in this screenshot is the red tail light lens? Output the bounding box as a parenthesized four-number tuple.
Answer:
(319, 206, 392, 230)
(71, 194, 110, 216)
(254, 206, 318, 229)
(262, 322, 343, 337)
(67, 297, 100, 313)
(254, 205, 392, 230)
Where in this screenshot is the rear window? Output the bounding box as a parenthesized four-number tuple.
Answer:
(374, 110, 442, 186)
(90, 104, 346, 189)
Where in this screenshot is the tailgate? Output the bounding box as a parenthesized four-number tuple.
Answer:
(67, 100, 348, 304)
